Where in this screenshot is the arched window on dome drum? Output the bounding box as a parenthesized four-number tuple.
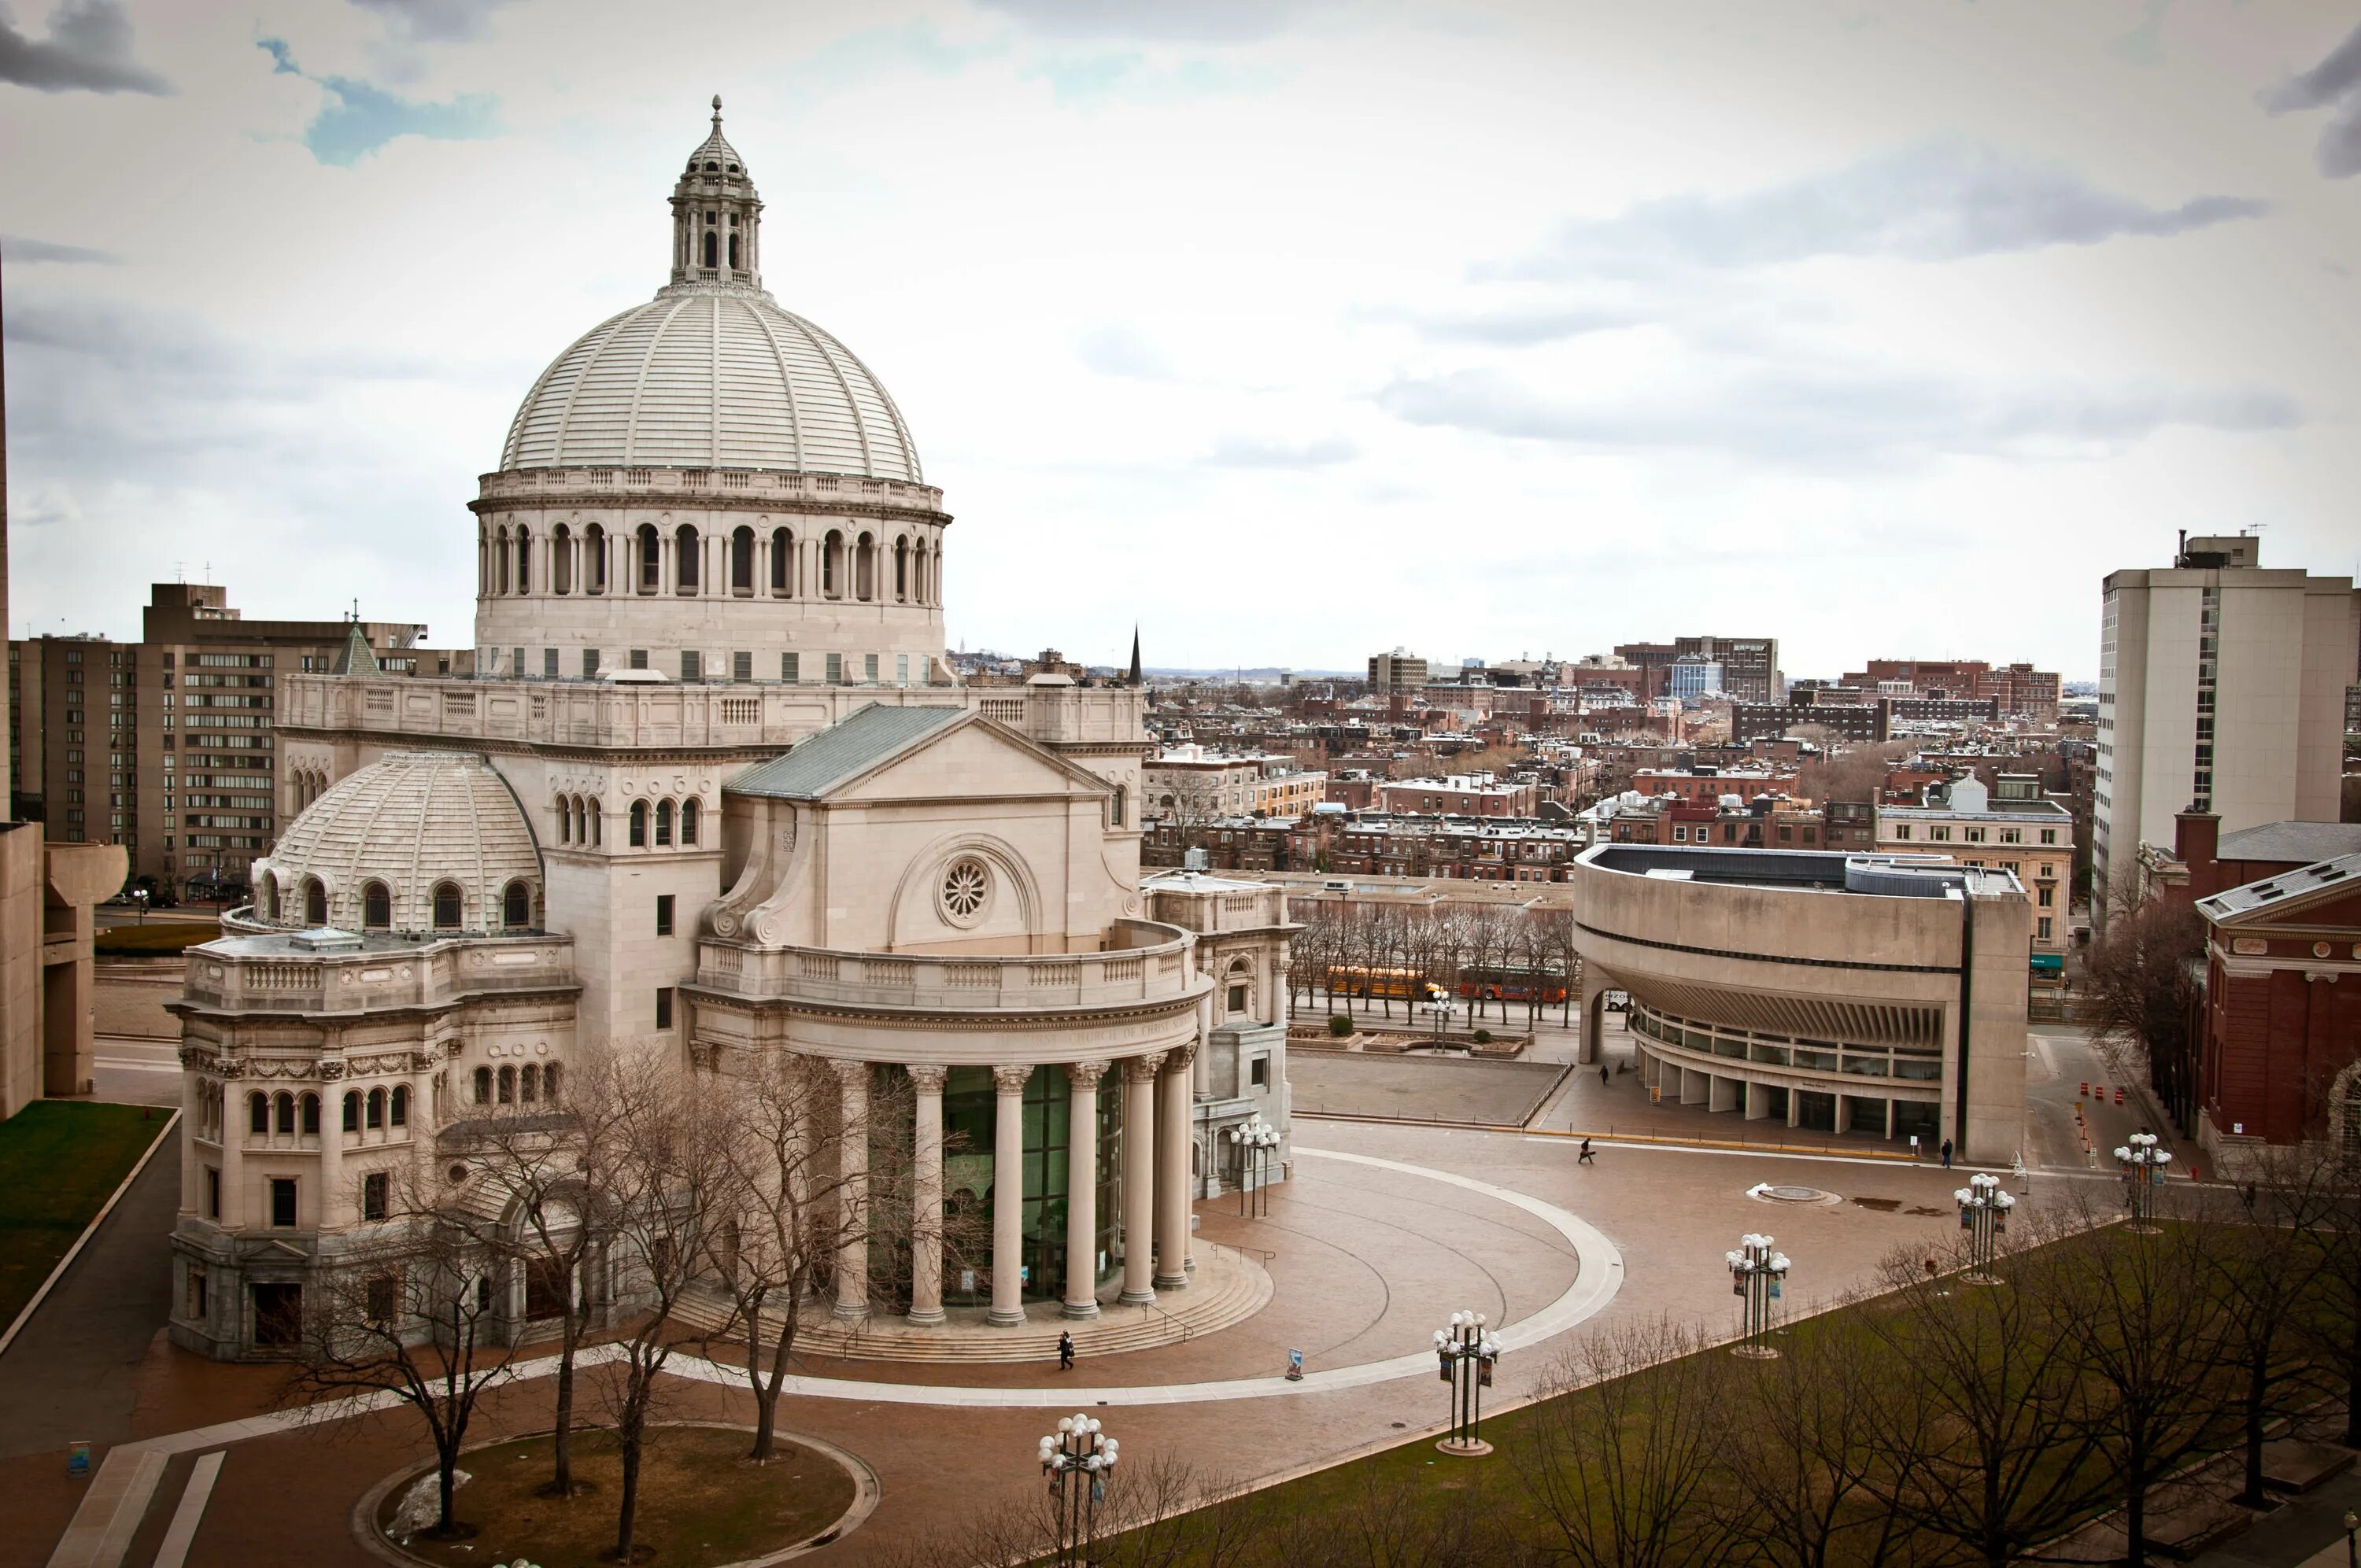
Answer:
(681, 797, 700, 846)
(503, 880, 531, 931)
(629, 800, 648, 847)
(589, 799, 602, 847)
(655, 799, 674, 847)
(555, 798, 571, 846)
(728, 231, 741, 270)
(822, 530, 843, 598)
(301, 1094, 320, 1135)
(473, 1067, 492, 1105)
(855, 533, 876, 601)
(586, 523, 606, 594)
(1111, 786, 1126, 828)
(367, 1088, 384, 1129)
(275, 1092, 296, 1135)
(674, 525, 700, 595)
(259, 874, 279, 922)
(342, 1091, 360, 1133)
(894, 538, 908, 601)
(552, 524, 572, 595)
(362, 882, 390, 931)
(929, 543, 942, 606)
(304, 879, 327, 928)
(770, 527, 792, 595)
(495, 526, 511, 596)
(390, 1085, 407, 1127)
(730, 527, 754, 594)
(432, 882, 463, 931)
(248, 1093, 268, 1135)
(703, 230, 718, 269)
(515, 526, 531, 595)
(638, 525, 660, 595)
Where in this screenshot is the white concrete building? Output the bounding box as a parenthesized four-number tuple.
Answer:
(2097, 535, 2359, 928)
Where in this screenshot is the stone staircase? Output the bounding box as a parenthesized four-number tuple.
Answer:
(669, 1242, 1273, 1365)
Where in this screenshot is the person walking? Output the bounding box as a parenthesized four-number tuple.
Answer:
(1600, 1064, 1609, 1087)
(1939, 1137, 1953, 1169)
(1058, 1330, 1075, 1371)
(1578, 1137, 1595, 1165)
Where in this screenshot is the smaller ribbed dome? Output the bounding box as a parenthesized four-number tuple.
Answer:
(255, 753, 542, 935)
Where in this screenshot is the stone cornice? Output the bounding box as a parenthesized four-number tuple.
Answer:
(470, 489, 952, 529)
(680, 983, 1204, 1032)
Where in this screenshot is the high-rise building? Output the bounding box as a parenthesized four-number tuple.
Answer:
(2095, 535, 2360, 927)
(9, 583, 450, 901)
(1614, 635, 1780, 703)
(1367, 647, 1428, 692)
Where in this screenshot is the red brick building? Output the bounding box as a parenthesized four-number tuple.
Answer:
(2195, 851, 2361, 1157)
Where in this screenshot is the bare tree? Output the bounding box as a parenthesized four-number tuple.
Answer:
(2298, 1143, 2361, 1448)
(2190, 1150, 2333, 1505)
(2078, 890, 2205, 1126)
(282, 1219, 518, 1537)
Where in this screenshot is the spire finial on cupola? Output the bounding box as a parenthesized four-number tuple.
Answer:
(667, 94, 764, 293)
(712, 93, 722, 126)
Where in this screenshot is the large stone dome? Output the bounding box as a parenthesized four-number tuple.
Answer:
(254, 752, 543, 935)
(498, 291, 923, 481)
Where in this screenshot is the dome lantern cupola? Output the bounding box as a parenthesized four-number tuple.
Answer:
(668, 94, 763, 291)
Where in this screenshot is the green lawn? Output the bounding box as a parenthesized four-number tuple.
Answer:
(0, 1101, 170, 1328)
(93, 921, 219, 957)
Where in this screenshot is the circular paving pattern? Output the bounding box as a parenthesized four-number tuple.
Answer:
(1750, 1182, 1843, 1206)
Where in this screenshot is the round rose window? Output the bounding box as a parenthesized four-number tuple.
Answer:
(940, 858, 989, 924)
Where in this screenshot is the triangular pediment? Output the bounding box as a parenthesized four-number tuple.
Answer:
(2200, 852, 2361, 930)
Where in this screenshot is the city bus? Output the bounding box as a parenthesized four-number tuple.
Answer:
(1322, 965, 1430, 1000)
(1456, 965, 1571, 1004)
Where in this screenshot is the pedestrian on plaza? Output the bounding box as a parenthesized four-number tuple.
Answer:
(1601, 1064, 1609, 1087)
(1578, 1137, 1595, 1165)
(1058, 1330, 1075, 1371)
(1940, 1137, 1953, 1169)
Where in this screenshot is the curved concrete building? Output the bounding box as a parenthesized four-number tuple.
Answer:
(1569, 845, 2027, 1164)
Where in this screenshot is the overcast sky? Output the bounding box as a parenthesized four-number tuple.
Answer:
(5, 0, 2358, 680)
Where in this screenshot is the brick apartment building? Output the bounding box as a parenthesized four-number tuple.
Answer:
(1614, 635, 1781, 703)
(1631, 766, 1799, 804)
(1843, 659, 2060, 721)
(1376, 775, 1537, 816)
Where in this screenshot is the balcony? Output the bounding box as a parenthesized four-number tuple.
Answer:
(694, 919, 1203, 1014)
(180, 933, 578, 1018)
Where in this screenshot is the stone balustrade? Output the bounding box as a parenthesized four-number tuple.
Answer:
(477, 465, 946, 515)
(696, 918, 1195, 1012)
(183, 934, 577, 1016)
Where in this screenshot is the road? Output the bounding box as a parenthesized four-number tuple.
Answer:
(93, 1034, 183, 1109)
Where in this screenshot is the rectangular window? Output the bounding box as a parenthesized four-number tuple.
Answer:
(543, 647, 559, 678)
(629, 648, 648, 670)
(2038, 916, 2053, 942)
(656, 894, 675, 937)
(582, 648, 600, 677)
(781, 651, 800, 684)
(205, 1167, 220, 1219)
(2040, 828, 2056, 844)
(1893, 825, 1910, 840)
(365, 1273, 398, 1323)
(512, 646, 524, 678)
(681, 650, 703, 681)
(363, 1171, 389, 1221)
(187, 1268, 208, 1321)
(656, 987, 674, 1030)
(2039, 885, 2054, 907)
(863, 653, 879, 684)
(826, 652, 844, 684)
(733, 650, 752, 683)
(896, 654, 910, 686)
(1229, 983, 1248, 1013)
(1250, 1056, 1269, 1087)
(270, 1178, 297, 1228)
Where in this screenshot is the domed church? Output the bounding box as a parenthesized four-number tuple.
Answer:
(168, 103, 1296, 1360)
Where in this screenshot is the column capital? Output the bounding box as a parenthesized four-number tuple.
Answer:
(1066, 1059, 1109, 1090)
(992, 1064, 1033, 1094)
(1162, 1043, 1196, 1072)
(829, 1058, 868, 1088)
(907, 1064, 948, 1094)
(1125, 1051, 1169, 1083)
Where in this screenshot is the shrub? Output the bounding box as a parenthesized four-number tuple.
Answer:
(1472, 1028, 1493, 1045)
(1328, 1014, 1354, 1038)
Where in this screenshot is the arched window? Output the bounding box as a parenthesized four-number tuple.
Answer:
(1111, 786, 1126, 828)
(629, 800, 648, 847)
(674, 525, 700, 594)
(260, 873, 279, 922)
(495, 526, 512, 595)
(473, 1066, 492, 1105)
(366, 1088, 385, 1129)
(589, 799, 603, 847)
(556, 797, 571, 845)
(301, 1093, 320, 1135)
(586, 523, 607, 594)
(855, 533, 876, 600)
(822, 529, 843, 597)
(680, 797, 700, 846)
(362, 881, 390, 930)
(638, 524, 661, 594)
(390, 1085, 408, 1127)
(894, 537, 909, 600)
(432, 882, 463, 931)
(304, 879, 326, 927)
(655, 799, 674, 847)
(514, 526, 531, 594)
(770, 527, 792, 594)
(543, 1062, 563, 1104)
(249, 1092, 269, 1134)
(521, 1064, 540, 1103)
(342, 1091, 360, 1132)
(275, 1092, 296, 1135)
(503, 880, 531, 930)
(728, 231, 741, 270)
(932, 544, 944, 605)
(703, 229, 718, 267)
(730, 526, 754, 592)
(552, 523, 573, 595)
(497, 1065, 516, 1104)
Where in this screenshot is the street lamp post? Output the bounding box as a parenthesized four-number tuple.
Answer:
(1433, 1308, 1501, 1457)
(1727, 1233, 1790, 1359)
(1955, 1171, 2016, 1280)
(1038, 1412, 1118, 1568)
(1226, 1113, 1279, 1218)
(1424, 983, 1458, 1045)
(2114, 1131, 2172, 1228)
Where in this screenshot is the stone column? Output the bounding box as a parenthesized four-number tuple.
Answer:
(832, 1061, 869, 1321)
(220, 1076, 246, 1229)
(1155, 1046, 1194, 1289)
(990, 1065, 1030, 1327)
(1062, 1061, 1105, 1320)
(907, 1064, 946, 1326)
(1120, 1053, 1165, 1306)
(317, 1074, 344, 1233)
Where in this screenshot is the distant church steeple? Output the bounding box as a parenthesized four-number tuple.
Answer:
(1127, 626, 1142, 687)
(667, 95, 765, 293)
